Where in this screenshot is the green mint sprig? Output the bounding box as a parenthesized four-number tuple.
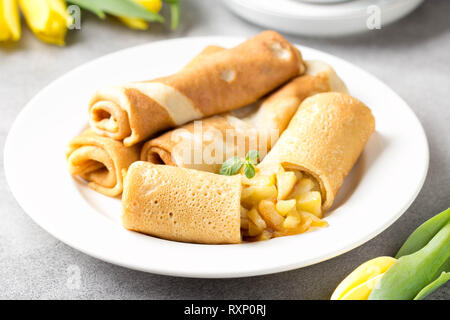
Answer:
(219, 150, 260, 179)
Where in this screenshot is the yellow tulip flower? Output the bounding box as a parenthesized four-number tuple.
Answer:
(119, 16, 149, 30)
(139, 0, 163, 12)
(19, 0, 72, 46)
(331, 256, 397, 300)
(0, 0, 21, 42)
(119, 0, 162, 30)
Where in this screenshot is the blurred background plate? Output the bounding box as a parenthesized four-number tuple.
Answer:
(224, 0, 424, 37)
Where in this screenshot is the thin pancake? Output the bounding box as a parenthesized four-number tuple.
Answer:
(122, 162, 242, 244)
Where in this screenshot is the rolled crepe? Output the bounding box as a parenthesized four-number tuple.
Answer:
(89, 30, 305, 147)
(140, 60, 348, 173)
(122, 161, 242, 244)
(259, 92, 375, 210)
(183, 45, 225, 68)
(66, 129, 140, 196)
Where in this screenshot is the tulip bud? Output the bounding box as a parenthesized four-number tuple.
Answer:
(138, 0, 162, 12)
(0, 0, 21, 42)
(119, 0, 162, 30)
(19, 0, 72, 46)
(331, 256, 397, 300)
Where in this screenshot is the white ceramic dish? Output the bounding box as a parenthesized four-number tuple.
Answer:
(4, 37, 429, 278)
(224, 0, 424, 37)
(299, 0, 353, 3)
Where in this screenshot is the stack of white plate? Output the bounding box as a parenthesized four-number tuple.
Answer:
(224, 0, 424, 37)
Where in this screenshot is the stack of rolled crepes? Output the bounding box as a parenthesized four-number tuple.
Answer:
(67, 31, 306, 196)
(122, 92, 375, 244)
(67, 57, 347, 196)
(140, 59, 348, 173)
(66, 30, 376, 244)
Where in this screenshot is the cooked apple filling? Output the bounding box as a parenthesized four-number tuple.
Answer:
(240, 167, 328, 241)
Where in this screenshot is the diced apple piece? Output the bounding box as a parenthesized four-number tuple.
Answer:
(247, 207, 267, 230)
(275, 199, 296, 216)
(242, 173, 275, 186)
(240, 206, 248, 218)
(241, 186, 253, 200)
(290, 177, 316, 198)
(241, 185, 277, 208)
(296, 191, 322, 217)
(312, 220, 328, 228)
(240, 217, 249, 229)
(283, 213, 301, 229)
(299, 210, 328, 227)
(300, 216, 313, 233)
(276, 170, 297, 200)
(299, 178, 316, 192)
(248, 220, 263, 236)
(246, 230, 273, 242)
(258, 200, 284, 231)
(254, 230, 273, 241)
(275, 216, 312, 237)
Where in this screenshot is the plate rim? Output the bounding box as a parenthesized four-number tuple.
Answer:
(226, 0, 424, 20)
(224, 0, 424, 37)
(4, 36, 429, 278)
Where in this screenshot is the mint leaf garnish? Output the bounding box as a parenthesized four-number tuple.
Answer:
(243, 163, 256, 179)
(219, 156, 244, 176)
(245, 150, 259, 165)
(220, 150, 260, 178)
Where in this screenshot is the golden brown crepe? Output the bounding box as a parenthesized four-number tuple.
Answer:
(259, 92, 375, 210)
(122, 161, 242, 244)
(66, 129, 140, 197)
(183, 45, 225, 68)
(140, 60, 348, 173)
(89, 31, 305, 147)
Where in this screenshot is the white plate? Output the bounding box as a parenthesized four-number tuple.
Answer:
(224, 0, 424, 37)
(4, 37, 428, 278)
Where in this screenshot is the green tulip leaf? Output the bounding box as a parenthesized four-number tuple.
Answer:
(369, 222, 450, 300)
(414, 272, 450, 300)
(163, 0, 180, 30)
(67, 0, 105, 19)
(396, 208, 450, 258)
(70, 0, 164, 22)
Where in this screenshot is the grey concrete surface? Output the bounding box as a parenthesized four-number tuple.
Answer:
(0, 0, 449, 299)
